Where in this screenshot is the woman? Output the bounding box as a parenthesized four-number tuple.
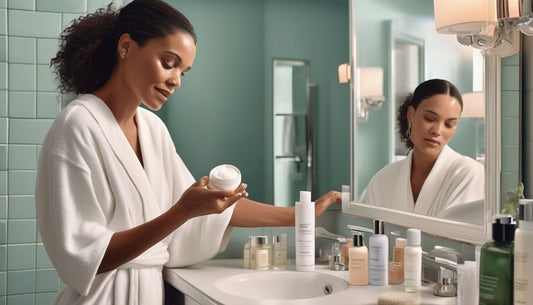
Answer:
(363, 79, 484, 217)
(35, 1, 340, 304)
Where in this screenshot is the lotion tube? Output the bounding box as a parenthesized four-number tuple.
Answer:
(369, 220, 389, 286)
(514, 200, 533, 305)
(295, 191, 315, 272)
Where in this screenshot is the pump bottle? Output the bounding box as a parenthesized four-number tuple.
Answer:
(295, 191, 315, 272)
(349, 232, 368, 286)
(369, 220, 388, 285)
(479, 215, 516, 305)
(514, 200, 533, 305)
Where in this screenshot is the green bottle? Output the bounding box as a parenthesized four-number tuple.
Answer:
(479, 215, 516, 305)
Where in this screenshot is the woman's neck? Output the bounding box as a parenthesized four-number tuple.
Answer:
(410, 148, 439, 202)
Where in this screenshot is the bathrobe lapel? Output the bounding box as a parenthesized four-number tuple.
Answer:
(413, 145, 456, 215)
(81, 95, 161, 222)
(399, 152, 416, 212)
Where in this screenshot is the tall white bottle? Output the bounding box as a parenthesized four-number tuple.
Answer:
(515, 199, 533, 305)
(295, 191, 315, 272)
(404, 228, 422, 293)
(369, 219, 389, 285)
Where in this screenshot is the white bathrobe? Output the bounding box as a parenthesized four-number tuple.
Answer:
(35, 94, 234, 305)
(363, 145, 484, 217)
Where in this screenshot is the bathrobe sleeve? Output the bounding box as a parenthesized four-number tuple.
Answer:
(35, 106, 115, 296)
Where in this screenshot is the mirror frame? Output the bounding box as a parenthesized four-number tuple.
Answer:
(343, 0, 500, 246)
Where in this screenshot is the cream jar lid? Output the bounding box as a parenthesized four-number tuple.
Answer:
(207, 164, 241, 191)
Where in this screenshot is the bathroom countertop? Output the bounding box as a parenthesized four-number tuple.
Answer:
(164, 259, 456, 305)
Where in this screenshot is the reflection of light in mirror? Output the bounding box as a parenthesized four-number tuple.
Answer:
(434, 0, 497, 35)
(462, 92, 484, 118)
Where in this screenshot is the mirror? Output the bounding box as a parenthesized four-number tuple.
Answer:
(343, 0, 499, 245)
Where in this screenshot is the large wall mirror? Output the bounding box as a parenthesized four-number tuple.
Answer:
(342, 0, 499, 245)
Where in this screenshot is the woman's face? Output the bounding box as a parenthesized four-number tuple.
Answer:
(120, 30, 196, 110)
(407, 94, 462, 160)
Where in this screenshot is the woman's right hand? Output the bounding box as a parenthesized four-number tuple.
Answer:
(174, 176, 248, 219)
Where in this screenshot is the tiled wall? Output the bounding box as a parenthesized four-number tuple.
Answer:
(1, 0, 121, 304)
(500, 53, 522, 204)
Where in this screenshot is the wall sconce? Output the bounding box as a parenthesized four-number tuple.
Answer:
(338, 63, 385, 122)
(433, 0, 532, 56)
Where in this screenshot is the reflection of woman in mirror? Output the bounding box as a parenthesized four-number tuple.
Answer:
(364, 79, 484, 217)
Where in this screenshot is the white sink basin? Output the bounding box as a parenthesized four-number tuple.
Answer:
(215, 271, 349, 300)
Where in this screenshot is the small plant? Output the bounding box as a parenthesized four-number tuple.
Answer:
(501, 182, 525, 219)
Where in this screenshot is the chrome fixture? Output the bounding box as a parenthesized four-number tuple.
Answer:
(422, 246, 464, 297)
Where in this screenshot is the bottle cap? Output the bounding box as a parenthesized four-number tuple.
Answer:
(407, 229, 421, 246)
(373, 219, 385, 235)
(395, 237, 407, 248)
(299, 191, 311, 203)
(280, 233, 287, 243)
(352, 232, 364, 247)
(249, 236, 258, 245)
(519, 199, 533, 222)
(256, 236, 267, 245)
(492, 214, 516, 242)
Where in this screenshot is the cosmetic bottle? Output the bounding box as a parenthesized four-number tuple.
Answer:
(349, 232, 369, 286)
(514, 200, 533, 305)
(207, 164, 241, 191)
(369, 220, 388, 286)
(479, 215, 516, 305)
(272, 234, 287, 270)
(389, 237, 406, 284)
(255, 236, 270, 270)
(243, 236, 251, 269)
(404, 229, 422, 293)
(249, 236, 258, 269)
(295, 191, 315, 272)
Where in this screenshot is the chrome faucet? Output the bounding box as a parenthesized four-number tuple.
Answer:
(422, 246, 464, 297)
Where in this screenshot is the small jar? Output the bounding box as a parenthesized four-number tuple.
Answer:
(243, 236, 253, 269)
(249, 236, 258, 269)
(207, 164, 241, 191)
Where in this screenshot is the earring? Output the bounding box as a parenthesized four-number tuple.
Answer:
(120, 52, 125, 59)
(406, 121, 412, 139)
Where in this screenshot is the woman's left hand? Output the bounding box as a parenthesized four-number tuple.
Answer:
(315, 190, 342, 217)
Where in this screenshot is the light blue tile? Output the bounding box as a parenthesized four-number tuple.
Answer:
(501, 90, 520, 118)
(36, 269, 59, 292)
(8, 37, 35, 64)
(0, 146, 5, 170)
(0, 246, 5, 271)
(7, 244, 35, 270)
(0, 220, 5, 244)
(36, 38, 58, 65)
(0, 196, 5, 218)
(502, 52, 519, 66)
(37, 64, 58, 91)
(0, 0, 5, 8)
(9, 118, 53, 144)
(37, 92, 59, 118)
(0, 90, 6, 117)
(0, 36, 5, 62)
(501, 172, 520, 198)
(88, 0, 115, 12)
(501, 65, 520, 91)
(35, 292, 56, 305)
(0, 63, 6, 90)
(0, 272, 4, 296)
(7, 0, 33, 10)
(37, 0, 84, 13)
(8, 91, 35, 118)
(7, 171, 36, 195)
(8, 196, 34, 219)
(7, 220, 35, 244)
(8, 10, 61, 38)
(8, 145, 36, 170)
(501, 145, 520, 173)
(0, 118, 6, 144)
(0, 9, 5, 35)
(501, 117, 519, 146)
(8, 64, 35, 92)
(6, 270, 35, 295)
(6, 294, 34, 305)
(36, 244, 52, 269)
(62, 13, 84, 28)
(0, 297, 4, 305)
(0, 171, 5, 195)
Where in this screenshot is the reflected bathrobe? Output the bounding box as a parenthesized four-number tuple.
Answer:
(35, 94, 234, 305)
(363, 145, 484, 217)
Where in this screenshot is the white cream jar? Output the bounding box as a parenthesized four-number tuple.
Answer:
(207, 164, 241, 191)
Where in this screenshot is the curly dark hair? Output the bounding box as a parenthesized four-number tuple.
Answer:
(397, 79, 463, 150)
(51, 0, 197, 94)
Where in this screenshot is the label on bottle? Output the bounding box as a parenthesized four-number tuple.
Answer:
(256, 248, 269, 270)
(403, 247, 421, 290)
(514, 229, 532, 304)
